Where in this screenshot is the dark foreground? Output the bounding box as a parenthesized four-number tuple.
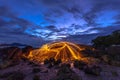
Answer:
(0, 59, 120, 80)
(0, 44, 120, 80)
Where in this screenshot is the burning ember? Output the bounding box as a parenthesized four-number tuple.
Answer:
(27, 41, 85, 63)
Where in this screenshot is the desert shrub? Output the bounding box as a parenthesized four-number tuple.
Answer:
(92, 30, 120, 48)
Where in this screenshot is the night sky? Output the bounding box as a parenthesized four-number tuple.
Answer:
(0, 0, 120, 47)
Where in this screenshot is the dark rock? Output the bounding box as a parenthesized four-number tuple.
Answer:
(60, 63, 71, 68)
(81, 49, 94, 57)
(74, 60, 87, 70)
(111, 71, 119, 77)
(84, 65, 102, 76)
(82, 57, 101, 65)
(0, 47, 23, 62)
(47, 63, 54, 68)
(53, 59, 61, 65)
(101, 55, 110, 63)
(49, 58, 55, 63)
(52, 63, 81, 80)
(0, 60, 12, 69)
(53, 73, 81, 80)
(44, 59, 50, 64)
(109, 60, 120, 67)
(106, 45, 120, 55)
(33, 75, 41, 80)
(57, 63, 73, 75)
(40, 69, 48, 73)
(28, 61, 40, 67)
(32, 68, 41, 73)
(45, 58, 61, 67)
(22, 46, 33, 56)
(0, 71, 25, 80)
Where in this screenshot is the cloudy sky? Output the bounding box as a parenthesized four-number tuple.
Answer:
(0, 0, 120, 47)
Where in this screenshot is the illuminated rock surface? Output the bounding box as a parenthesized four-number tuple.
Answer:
(27, 41, 85, 63)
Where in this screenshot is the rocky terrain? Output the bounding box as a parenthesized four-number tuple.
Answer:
(0, 59, 120, 80)
(0, 44, 120, 80)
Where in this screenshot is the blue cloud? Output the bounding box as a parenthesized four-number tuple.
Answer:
(0, 0, 120, 47)
(95, 10, 119, 27)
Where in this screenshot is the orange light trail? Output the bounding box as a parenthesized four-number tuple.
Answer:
(27, 41, 86, 63)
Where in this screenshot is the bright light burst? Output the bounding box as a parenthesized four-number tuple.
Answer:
(27, 41, 86, 63)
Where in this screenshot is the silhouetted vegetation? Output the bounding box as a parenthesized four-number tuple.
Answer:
(92, 30, 120, 48)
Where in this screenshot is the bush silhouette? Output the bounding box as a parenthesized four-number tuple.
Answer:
(92, 30, 120, 48)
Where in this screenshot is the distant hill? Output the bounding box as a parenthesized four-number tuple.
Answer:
(0, 43, 28, 48)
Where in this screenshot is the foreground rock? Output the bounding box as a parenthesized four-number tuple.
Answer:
(74, 60, 87, 70)
(22, 46, 33, 56)
(0, 71, 25, 80)
(0, 47, 24, 69)
(84, 65, 102, 76)
(51, 63, 81, 80)
(0, 47, 22, 61)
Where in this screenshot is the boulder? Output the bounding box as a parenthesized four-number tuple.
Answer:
(80, 49, 94, 57)
(44, 59, 50, 65)
(51, 63, 81, 80)
(40, 68, 48, 73)
(109, 60, 120, 67)
(84, 65, 102, 76)
(82, 57, 101, 65)
(74, 60, 87, 70)
(0, 47, 23, 61)
(101, 55, 110, 63)
(0, 60, 12, 69)
(33, 75, 41, 80)
(32, 68, 41, 73)
(53, 59, 61, 65)
(22, 46, 33, 56)
(0, 71, 25, 80)
(106, 45, 120, 55)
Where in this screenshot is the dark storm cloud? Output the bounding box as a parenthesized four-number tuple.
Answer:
(62, 34, 98, 45)
(0, 0, 120, 47)
(0, 6, 31, 29)
(0, 33, 45, 47)
(114, 14, 120, 24)
(63, 25, 120, 45)
(83, 0, 120, 25)
(0, 6, 45, 46)
(38, 0, 120, 26)
(46, 25, 59, 31)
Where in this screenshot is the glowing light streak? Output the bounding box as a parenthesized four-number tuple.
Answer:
(27, 41, 86, 63)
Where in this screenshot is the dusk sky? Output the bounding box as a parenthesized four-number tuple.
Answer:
(0, 0, 120, 47)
